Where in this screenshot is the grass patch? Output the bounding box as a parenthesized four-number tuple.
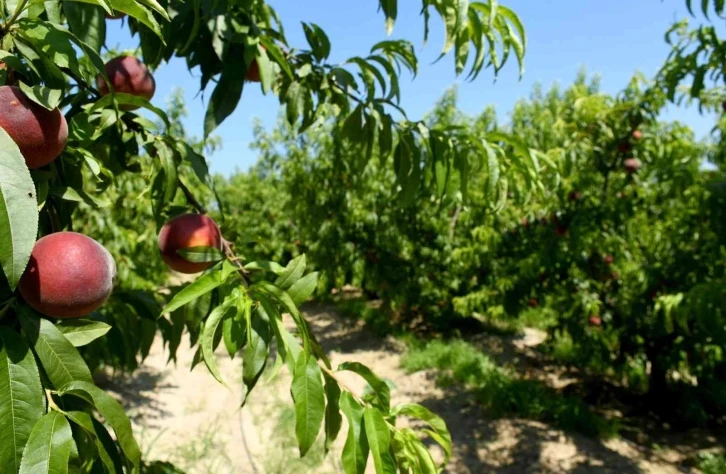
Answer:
(698, 453, 726, 474)
(517, 307, 558, 331)
(401, 339, 619, 439)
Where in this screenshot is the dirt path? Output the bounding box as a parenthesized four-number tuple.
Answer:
(98, 304, 703, 473)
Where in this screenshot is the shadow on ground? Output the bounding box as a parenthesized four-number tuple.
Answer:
(301, 302, 717, 473)
(108, 301, 720, 473)
(94, 366, 177, 425)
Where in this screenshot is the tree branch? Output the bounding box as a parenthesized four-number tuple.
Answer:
(177, 177, 207, 214)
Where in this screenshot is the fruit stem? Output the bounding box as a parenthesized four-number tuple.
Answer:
(0, 297, 15, 320)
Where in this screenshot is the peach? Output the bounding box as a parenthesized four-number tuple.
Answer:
(0, 86, 68, 169)
(624, 158, 641, 174)
(246, 46, 267, 83)
(19, 232, 116, 319)
(158, 214, 223, 274)
(97, 56, 156, 110)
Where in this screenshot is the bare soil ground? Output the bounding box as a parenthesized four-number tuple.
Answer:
(97, 304, 717, 473)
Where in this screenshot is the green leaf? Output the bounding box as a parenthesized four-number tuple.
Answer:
(380, 0, 397, 35)
(104, 0, 164, 37)
(176, 246, 225, 264)
(201, 293, 237, 385)
(244, 261, 286, 274)
(18, 82, 62, 110)
(18, 411, 74, 474)
(291, 355, 325, 457)
(253, 282, 312, 354)
(0, 126, 38, 291)
(254, 45, 274, 95)
(323, 373, 342, 453)
(163, 262, 236, 314)
(285, 81, 309, 128)
(50, 185, 110, 208)
(90, 93, 171, 130)
(301, 22, 331, 62)
(59, 381, 141, 471)
(155, 140, 178, 203)
(411, 438, 438, 474)
(12, 33, 66, 89)
(287, 272, 319, 305)
(338, 362, 390, 410)
(222, 307, 245, 358)
(56, 320, 111, 347)
(204, 46, 245, 138)
(340, 392, 368, 474)
(0, 327, 44, 474)
(255, 293, 295, 370)
(19, 311, 93, 389)
(259, 36, 294, 80)
(391, 403, 452, 466)
(275, 254, 306, 289)
(63, 1, 106, 53)
(363, 408, 396, 474)
(241, 307, 271, 406)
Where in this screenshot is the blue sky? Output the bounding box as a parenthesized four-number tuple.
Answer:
(107, 0, 717, 176)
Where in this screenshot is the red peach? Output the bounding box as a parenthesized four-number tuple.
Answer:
(624, 158, 641, 174)
(158, 214, 223, 274)
(97, 56, 156, 110)
(19, 232, 116, 318)
(0, 86, 68, 169)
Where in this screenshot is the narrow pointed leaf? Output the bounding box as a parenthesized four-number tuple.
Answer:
(59, 381, 141, 472)
(291, 355, 325, 457)
(363, 408, 396, 474)
(19, 312, 93, 389)
(18, 412, 74, 474)
(323, 373, 343, 453)
(241, 308, 271, 406)
(201, 295, 237, 384)
(0, 127, 38, 290)
(0, 327, 44, 473)
(56, 320, 111, 347)
(287, 272, 319, 305)
(340, 392, 368, 474)
(163, 262, 236, 314)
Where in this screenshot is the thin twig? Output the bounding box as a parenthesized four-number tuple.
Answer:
(60, 67, 102, 99)
(177, 178, 207, 214)
(449, 204, 462, 240)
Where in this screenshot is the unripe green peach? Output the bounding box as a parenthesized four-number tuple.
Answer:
(19, 232, 116, 319)
(158, 214, 223, 274)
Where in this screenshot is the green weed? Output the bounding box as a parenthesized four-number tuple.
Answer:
(401, 339, 619, 439)
(698, 453, 726, 474)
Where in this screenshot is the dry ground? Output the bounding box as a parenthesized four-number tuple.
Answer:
(96, 304, 718, 473)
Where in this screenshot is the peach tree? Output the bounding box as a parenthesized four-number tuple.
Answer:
(0, 0, 530, 473)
